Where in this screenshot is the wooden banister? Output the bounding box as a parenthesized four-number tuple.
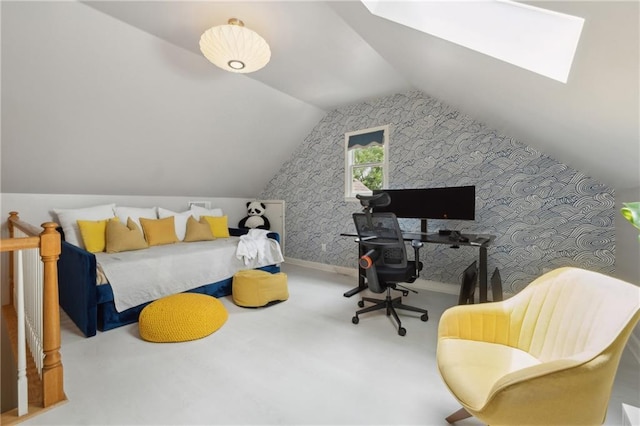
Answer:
(0, 237, 40, 252)
(2, 211, 65, 415)
(8, 211, 46, 237)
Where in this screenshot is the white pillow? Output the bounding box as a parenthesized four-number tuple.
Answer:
(53, 204, 116, 249)
(189, 205, 223, 220)
(157, 208, 192, 241)
(114, 206, 157, 229)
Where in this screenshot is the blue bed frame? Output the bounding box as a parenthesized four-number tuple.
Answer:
(57, 228, 281, 337)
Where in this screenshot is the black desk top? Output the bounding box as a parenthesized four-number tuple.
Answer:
(341, 231, 494, 247)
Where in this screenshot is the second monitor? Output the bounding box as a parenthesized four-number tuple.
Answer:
(372, 185, 476, 233)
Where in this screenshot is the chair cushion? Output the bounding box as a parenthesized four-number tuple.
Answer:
(139, 293, 228, 342)
(377, 260, 419, 283)
(437, 339, 541, 409)
(232, 270, 288, 307)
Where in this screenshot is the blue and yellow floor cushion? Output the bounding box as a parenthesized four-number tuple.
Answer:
(139, 293, 228, 342)
(232, 270, 289, 307)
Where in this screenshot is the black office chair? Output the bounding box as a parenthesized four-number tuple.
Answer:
(351, 193, 429, 336)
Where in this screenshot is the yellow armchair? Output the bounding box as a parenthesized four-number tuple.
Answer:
(437, 267, 640, 425)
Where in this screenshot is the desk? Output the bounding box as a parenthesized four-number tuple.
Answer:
(341, 231, 495, 303)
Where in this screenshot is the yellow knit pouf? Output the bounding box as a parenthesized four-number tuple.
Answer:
(139, 293, 228, 343)
(232, 270, 289, 307)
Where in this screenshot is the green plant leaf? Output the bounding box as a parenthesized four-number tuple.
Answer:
(621, 202, 640, 229)
(621, 202, 640, 241)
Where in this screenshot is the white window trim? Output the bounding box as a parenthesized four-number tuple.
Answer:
(344, 124, 390, 201)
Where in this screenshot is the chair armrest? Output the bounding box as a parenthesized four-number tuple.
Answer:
(475, 355, 608, 425)
(411, 240, 423, 275)
(490, 357, 586, 396)
(438, 302, 513, 344)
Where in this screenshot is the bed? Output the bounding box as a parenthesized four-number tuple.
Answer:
(57, 227, 282, 337)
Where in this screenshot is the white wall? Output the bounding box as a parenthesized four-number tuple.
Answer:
(615, 186, 640, 285)
(1, 2, 324, 198)
(615, 186, 640, 363)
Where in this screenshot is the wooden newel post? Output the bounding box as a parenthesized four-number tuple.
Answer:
(39, 222, 64, 406)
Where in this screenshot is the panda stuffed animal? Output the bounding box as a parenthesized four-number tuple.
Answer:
(238, 201, 271, 230)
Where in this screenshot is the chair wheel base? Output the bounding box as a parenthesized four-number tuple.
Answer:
(351, 289, 427, 335)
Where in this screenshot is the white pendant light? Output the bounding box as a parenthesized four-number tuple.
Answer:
(199, 18, 271, 74)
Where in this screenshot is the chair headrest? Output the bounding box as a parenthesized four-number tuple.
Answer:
(356, 192, 391, 208)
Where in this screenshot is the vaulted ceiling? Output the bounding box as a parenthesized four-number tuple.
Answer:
(2, 1, 638, 197)
(83, 1, 639, 192)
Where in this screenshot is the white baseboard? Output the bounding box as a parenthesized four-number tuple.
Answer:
(284, 257, 461, 296)
(284, 257, 358, 277)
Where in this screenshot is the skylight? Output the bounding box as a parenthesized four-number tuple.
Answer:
(361, 0, 584, 83)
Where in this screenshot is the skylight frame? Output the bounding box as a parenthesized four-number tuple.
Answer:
(361, 0, 585, 83)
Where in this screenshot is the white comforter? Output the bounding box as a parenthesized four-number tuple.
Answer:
(95, 236, 283, 312)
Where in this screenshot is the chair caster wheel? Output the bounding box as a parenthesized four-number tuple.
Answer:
(421, 313, 429, 322)
(357, 300, 365, 308)
(352, 316, 359, 324)
(398, 327, 407, 336)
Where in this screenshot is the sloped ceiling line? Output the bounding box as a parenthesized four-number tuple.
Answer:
(58, 1, 640, 190)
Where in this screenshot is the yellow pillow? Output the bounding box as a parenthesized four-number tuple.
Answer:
(139, 217, 179, 246)
(77, 218, 116, 253)
(202, 215, 230, 238)
(183, 216, 215, 242)
(106, 218, 149, 253)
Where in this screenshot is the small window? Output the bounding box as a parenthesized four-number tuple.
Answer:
(344, 125, 389, 199)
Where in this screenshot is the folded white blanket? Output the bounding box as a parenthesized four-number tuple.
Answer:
(236, 229, 282, 266)
(95, 236, 284, 312)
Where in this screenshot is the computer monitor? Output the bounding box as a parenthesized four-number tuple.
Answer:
(372, 186, 476, 232)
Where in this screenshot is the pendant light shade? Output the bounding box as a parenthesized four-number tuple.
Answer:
(199, 18, 271, 74)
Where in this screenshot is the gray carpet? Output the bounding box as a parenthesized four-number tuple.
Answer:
(23, 263, 640, 425)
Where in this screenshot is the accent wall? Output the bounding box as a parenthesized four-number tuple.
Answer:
(261, 90, 615, 294)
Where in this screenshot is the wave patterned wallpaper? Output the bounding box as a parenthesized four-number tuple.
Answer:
(261, 91, 615, 293)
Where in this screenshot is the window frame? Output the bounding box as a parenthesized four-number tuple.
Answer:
(344, 125, 390, 201)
